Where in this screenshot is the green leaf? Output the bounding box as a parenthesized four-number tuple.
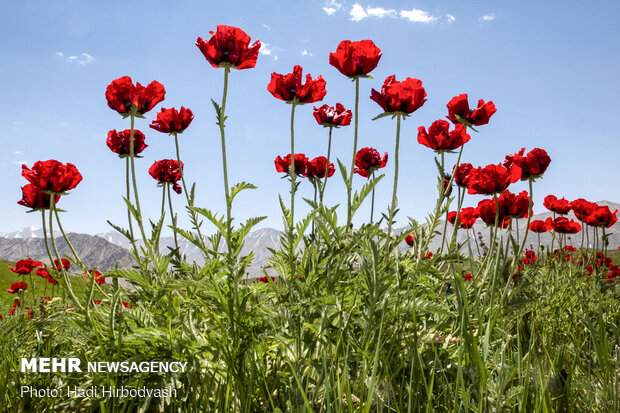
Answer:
(229, 181, 258, 204)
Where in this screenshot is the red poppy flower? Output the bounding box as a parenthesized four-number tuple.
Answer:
(196, 25, 261, 70)
(106, 129, 147, 157)
(467, 164, 521, 195)
(405, 233, 416, 247)
(259, 275, 275, 283)
(572, 198, 596, 221)
(305, 156, 335, 179)
(9, 259, 43, 275)
(274, 154, 309, 177)
(353, 147, 388, 178)
(503, 148, 551, 180)
(476, 199, 510, 228)
(47, 276, 59, 285)
(463, 273, 473, 281)
(547, 217, 582, 234)
(36, 268, 51, 279)
(585, 205, 618, 228)
(543, 195, 572, 215)
(122, 302, 134, 308)
(529, 219, 551, 233)
(267, 65, 326, 104)
(17, 184, 61, 210)
(149, 107, 194, 134)
(329, 39, 382, 78)
(499, 190, 531, 219)
(105, 76, 165, 116)
(149, 159, 184, 194)
(54, 258, 70, 271)
(370, 75, 427, 114)
(448, 207, 479, 229)
(453, 163, 474, 188)
(313, 103, 352, 127)
(82, 269, 106, 285)
(446, 94, 497, 126)
(7, 282, 27, 294)
(417, 120, 470, 152)
(441, 174, 453, 197)
(22, 160, 82, 194)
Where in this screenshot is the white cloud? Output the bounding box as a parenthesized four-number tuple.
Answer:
(260, 43, 279, 61)
(480, 13, 495, 22)
(323, 0, 343, 15)
(262, 23, 271, 31)
(301, 49, 313, 57)
(446, 14, 456, 24)
(351, 4, 439, 23)
(400, 8, 436, 23)
(13, 150, 21, 155)
(351, 3, 397, 21)
(56, 51, 95, 65)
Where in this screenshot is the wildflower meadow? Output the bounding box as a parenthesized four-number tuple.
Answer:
(0, 23, 618, 412)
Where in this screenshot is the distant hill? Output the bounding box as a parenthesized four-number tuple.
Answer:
(2, 201, 618, 277)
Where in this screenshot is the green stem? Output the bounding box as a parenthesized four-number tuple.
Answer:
(320, 126, 333, 204)
(41, 210, 55, 268)
(48, 195, 83, 311)
(288, 102, 298, 277)
(347, 77, 360, 227)
(370, 172, 376, 224)
(218, 66, 233, 265)
(515, 179, 534, 261)
(125, 157, 138, 255)
(167, 184, 179, 251)
(386, 114, 401, 239)
(174, 132, 205, 245)
(128, 114, 149, 249)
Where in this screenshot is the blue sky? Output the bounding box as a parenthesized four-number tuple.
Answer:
(1, 0, 619, 235)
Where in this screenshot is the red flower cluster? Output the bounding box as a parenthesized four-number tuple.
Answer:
(353, 147, 388, 178)
(467, 164, 521, 195)
(463, 273, 473, 281)
(499, 190, 531, 219)
(9, 258, 42, 275)
(196, 25, 261, 70)
(275, 154, 309, 177)
(149, 107, 194, 134)
(22, 160, 82, 194)
(453, 163, 474, 188)
(259, 275, 275, 283)
(106, 129, 148, 157)
(405, 233, 416, 247)
(7, 282, 27, 294)
(313, 103, 352, 127)
(447, 207, 479, 229)
(105, 76, 165, 116)
(417, 120, 470, 152)
(476, 199, 510, 228)
(268, 65, 326, 104)
(149, 160, 184, 194)
(446, 94, 496, 127)
(567, 199, 618, 228)
(18, 184, 61, 210)
(504, 148, 551, 180)
(543, 195, 572, 215)
(329, 40, 382, 78)
(305, 156, 335, 179)
(370, 75, 426, 114)
(546, 217, 582, 234)
(529, 219, 552, 233)
(522, 250, 538, 265)
(275, 154, 335, 179)
(82, 269, 106, 285)
(54, 258, 70, 271)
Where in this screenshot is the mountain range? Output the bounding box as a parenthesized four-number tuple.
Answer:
(1, 201, 618, 277)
